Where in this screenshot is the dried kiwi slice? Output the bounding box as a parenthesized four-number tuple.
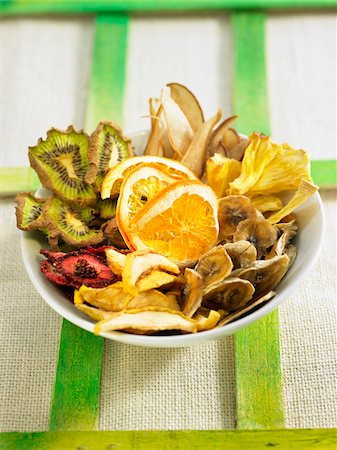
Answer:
(15, 192, 47, 230)
(97, 197, 117, 219)
(45, 196, 104, 247)
(85, 121, 133, 190)
(28, 126, 96, 205)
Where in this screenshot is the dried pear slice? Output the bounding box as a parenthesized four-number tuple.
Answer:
(206, 154, 241, 197)
(226, 139, 250, 161)
(216, 291, 276, 327)
(28, 126, 96, 205)
(136, 270, 179, 293)
(78, 282, 131, 311)
(144, 104, 165, 157)
(195, 246, 233, 288)
(181, 268, 203, 317)
(105, 248, 127, 276)
(15, 192, 47, 230)
(194, 309, 221, 331)
(218, 195, 262, 241)
(203, 278, 255, 312)
(223, 240, 257, 269)
(45, 196, 104, 247)
(222, 127, 240, 151)
(181, 109, 222, 178)
(207, 115, 238, 158)
(267, 179, 318, 225)
(94, 307, 198, 334)
(233, 217, 278, 258)
(250, 194, 283, 213)
(126, 289, 180, 311)
(231, 254, 289, 299)
(86, 121, 133, 190)
(122, 250, 180, 296)
(167, 82, 204, 132)
(75, 303, 116, 322)
(285, 244, 297, 267)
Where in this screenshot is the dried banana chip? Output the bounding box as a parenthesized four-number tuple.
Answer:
(181, 268, 203, 317)
(195, 245, 233, 288)
(250, 194, 283, 213)
(194, 309, 221, 331)
(206, 154, 241, 197)
(229, 133, 313, 196)
(233, 217, 278, 258)
(203, 277, 255, 312)
(94, 308, 198, 334)
(223, 240, 257, 268)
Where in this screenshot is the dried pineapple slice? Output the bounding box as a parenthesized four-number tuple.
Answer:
(250, 194, 283, 213)
(206, 154, 241, 197)
(229, 133, 313, 196)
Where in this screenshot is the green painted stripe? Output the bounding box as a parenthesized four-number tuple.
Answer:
(0, 429, 336, 450)
(312, 160, 337, 188)
(232, 11, 284, 430)
(0, 0, 336, 15)
(0, 167, 39, 196)
(49, 320, 103, 431)
(50, 13, 129, 431)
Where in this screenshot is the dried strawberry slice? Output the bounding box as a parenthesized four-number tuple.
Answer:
(86, 245, 130, 256)
(56, 252, 115, 288)
(40, 260, 74, 287)
(40, 249, 66, 262)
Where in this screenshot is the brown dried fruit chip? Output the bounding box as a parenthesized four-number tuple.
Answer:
(181, 268, 203, 317)
(223, 240, 257, 269)
(195, 245, 233, 288)
(203, 277, 255, 312)
(233, 217, 278, 258)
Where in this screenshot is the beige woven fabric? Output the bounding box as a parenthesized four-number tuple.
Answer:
(0, 13, 336, 432)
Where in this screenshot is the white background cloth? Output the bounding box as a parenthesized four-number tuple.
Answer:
(0, 12, 336, 431)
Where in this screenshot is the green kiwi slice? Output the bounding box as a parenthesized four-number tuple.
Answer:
(15, 192, 47, 230)
(28, 126, 96, 205)
(86, 121, 133, 190)
(45, 196, 104, 247)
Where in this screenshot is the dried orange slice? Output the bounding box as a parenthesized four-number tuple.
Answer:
(101, 155, 197, 199)
(116, 163, 182, 244)
(127, 180, 219, 265)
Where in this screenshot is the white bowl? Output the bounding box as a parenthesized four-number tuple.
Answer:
(21, 130, 325, 347)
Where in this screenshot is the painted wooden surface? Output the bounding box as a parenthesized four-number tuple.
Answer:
(0, 429, 336, 450)
(49, 13, 129, 431)
(0, 0, 336, 15)
(232, 11, 284, 430)
(0, 167, 39, 196)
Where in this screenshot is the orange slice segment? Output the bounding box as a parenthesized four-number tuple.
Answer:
(101, 155, 197, 199)
(128, 180, 219, 265)
(116, 163, 181, 245)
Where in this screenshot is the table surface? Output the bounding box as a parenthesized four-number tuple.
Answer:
(0, 11, 336, 432)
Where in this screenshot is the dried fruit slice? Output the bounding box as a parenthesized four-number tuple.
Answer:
(40, 259, 72, 286)
(102, 218, 128, 249)
(117, 163, 181, 243)
(85, 121, 133, 190)
(76, 282, 130, 311)
(231, 254, 289, 299)
(28, 126, 96, 204)
(105, 248, 127, 276)
(207, 115, 238, 158)
(129, 181, 219, 265)
(223, 240, 257, 269)
(94, 308, 198, 334)
(75, 303, 115, 322)
(122, 250, 180, 296)
(233, 217, 278, 258)
(267, 228, 297, 260)
(40, 248, 66, 262)
(101, 155, 197, 199)
(96, 198, 117, 219)
(250, 194, 283, 213)
(203, 278, 255, 312)
(45, 196, 103, 247)
(218, 195, 262, 241)
(57, 251, 115, 288)
(136, 270, 179, 293)
(194, 309, 221, 331)
(167, 82, 204, 132)
(206, 154, 241, 197)
(195, 246, 233, 288)
(216, 291, 276, 327)
(181, 268, 203, 317)
(222, 127, 240, 152)
(15, 192, 47, 230)
(126, 290, 180, 311)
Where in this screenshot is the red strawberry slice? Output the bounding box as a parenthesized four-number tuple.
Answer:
(40, 260, 74, 287)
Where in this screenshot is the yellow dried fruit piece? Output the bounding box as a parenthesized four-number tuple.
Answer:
(105, 248, 127, 276)
(126, 289, 180, 311)
(218, 195, 262, 241)
(136, 270, 179, 293)
(267, 179, 318, 225)
(122, 250, 180, 296)
(195, 245, 233, 288)
(233, 217, 278, 258)
(250, 194, 283, 213)
(203, 277, 255, 312)
(229, 133, 313, 196)
(206, 154, 241, 197)
(94, 307, 198, 334)
(76, 303, 116, 322)
(194, 309, 221, 331)
(78, 282, 131, 311)
(223, 240, 257, 268)
(181, 268, 203, 317)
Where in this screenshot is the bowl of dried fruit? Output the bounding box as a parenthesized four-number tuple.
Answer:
(17, 83, 324, 347)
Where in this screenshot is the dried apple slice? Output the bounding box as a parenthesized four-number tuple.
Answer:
(181, 109, 222, 178)
(194, 309, 221, 331)
(136, 270, 179, 293)
(76, 281, 131, 311)
(126, 290, 180, 311)
(167, 82, 204, 132)
(181, 268, 203, 317)
(122, 250, 180, 296)
(195, 245, 233, 288)
(105, 248, 127, 276)
(76, 303, 116, 322)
